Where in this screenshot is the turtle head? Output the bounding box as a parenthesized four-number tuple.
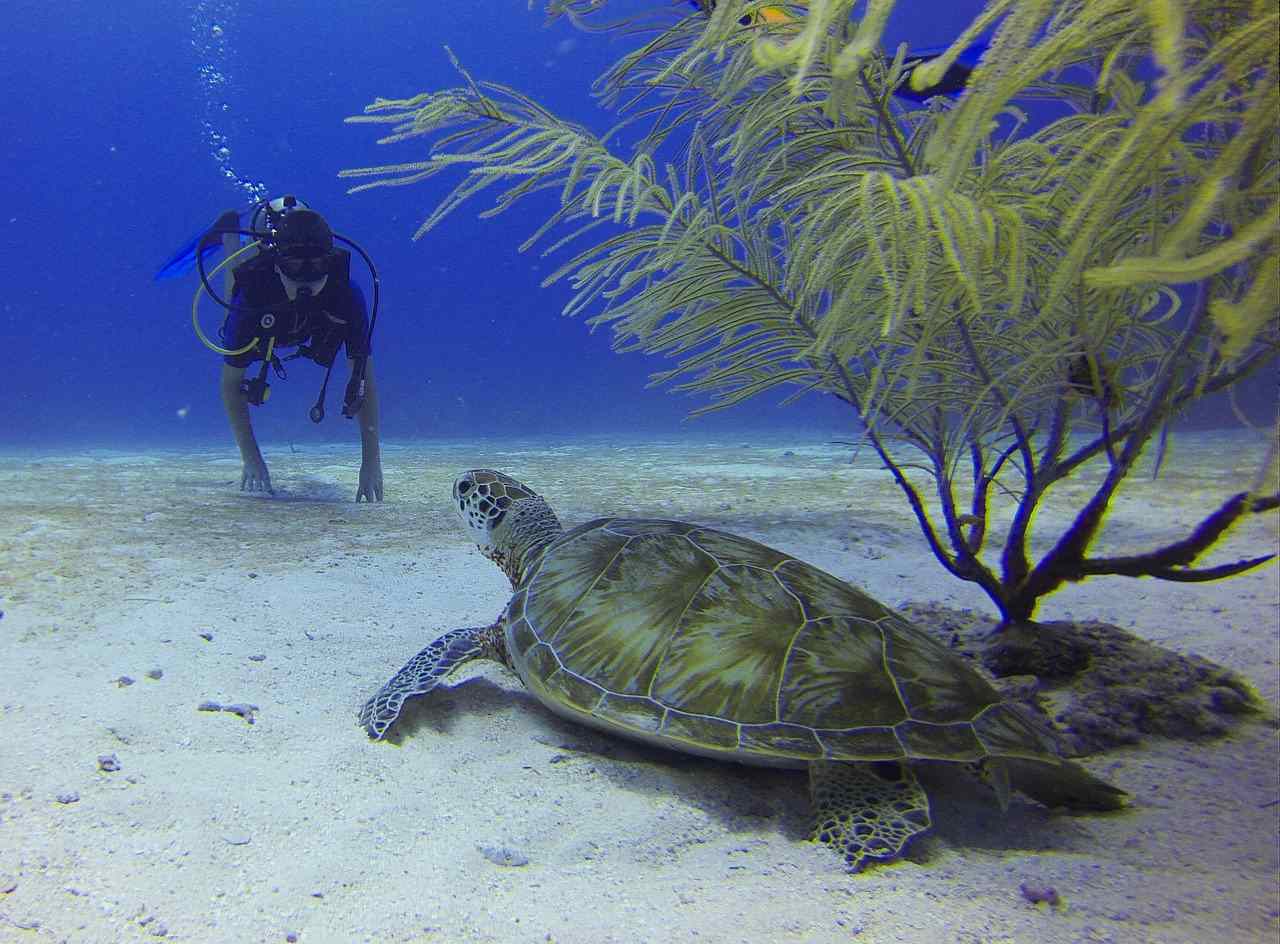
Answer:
(453, 470, 562, 587)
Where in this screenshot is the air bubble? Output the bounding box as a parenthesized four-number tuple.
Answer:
(192, 2, 266, 201)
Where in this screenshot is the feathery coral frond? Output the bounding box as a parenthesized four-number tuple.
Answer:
(345, 0, 1278, 621)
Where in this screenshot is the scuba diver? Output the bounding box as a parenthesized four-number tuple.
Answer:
(158, 195, 384, 500)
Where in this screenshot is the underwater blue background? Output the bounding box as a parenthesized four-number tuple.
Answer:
(1, 0, 1267, 449)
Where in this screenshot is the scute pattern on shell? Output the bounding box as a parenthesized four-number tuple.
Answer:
(504, 517, 1052, 766)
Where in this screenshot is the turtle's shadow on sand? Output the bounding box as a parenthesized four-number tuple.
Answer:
(385, 677, 1112, 867)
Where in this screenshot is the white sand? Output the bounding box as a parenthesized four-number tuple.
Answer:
(0, 431, 1276, 943)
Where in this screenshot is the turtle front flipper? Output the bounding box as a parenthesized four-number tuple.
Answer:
(359, 623, 502, 740)
(809, 760, 932, 872)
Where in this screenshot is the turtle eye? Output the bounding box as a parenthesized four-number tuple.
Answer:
(458, 481, 473, 495)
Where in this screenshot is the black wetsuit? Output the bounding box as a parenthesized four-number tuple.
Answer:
(221, 250, 370, 368)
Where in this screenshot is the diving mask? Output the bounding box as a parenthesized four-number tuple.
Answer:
(276, 253, 330, 282)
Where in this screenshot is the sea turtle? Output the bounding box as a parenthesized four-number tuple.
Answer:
(360, 470, 1125, 870)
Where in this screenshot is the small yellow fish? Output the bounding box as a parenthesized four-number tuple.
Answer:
(687, 2, 988, 102)
(688, 0, 796, 28)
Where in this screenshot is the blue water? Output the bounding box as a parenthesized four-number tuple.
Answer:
(0, 0, 974, 449)
(1, 0, 1270, 450)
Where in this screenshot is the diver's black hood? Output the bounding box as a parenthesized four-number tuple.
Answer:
(275, 208, 334, 258)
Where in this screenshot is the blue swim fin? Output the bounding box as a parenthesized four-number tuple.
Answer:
(153, 207, 250, 282)
(153, 226, 220, 282)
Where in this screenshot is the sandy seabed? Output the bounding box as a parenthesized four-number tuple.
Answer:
(1, 429, 1277, 944)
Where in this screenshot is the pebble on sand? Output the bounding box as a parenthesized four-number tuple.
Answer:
(478, 844, 529, 867)
(1019, 882, 1063, 908)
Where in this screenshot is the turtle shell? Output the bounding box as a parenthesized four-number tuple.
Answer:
(503, 518, 1060, 768)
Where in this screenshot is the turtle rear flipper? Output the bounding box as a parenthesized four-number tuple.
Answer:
(809, 760, 932, 872)
(1004, 757, 1128, 811)
(359, 623, 502, 740)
